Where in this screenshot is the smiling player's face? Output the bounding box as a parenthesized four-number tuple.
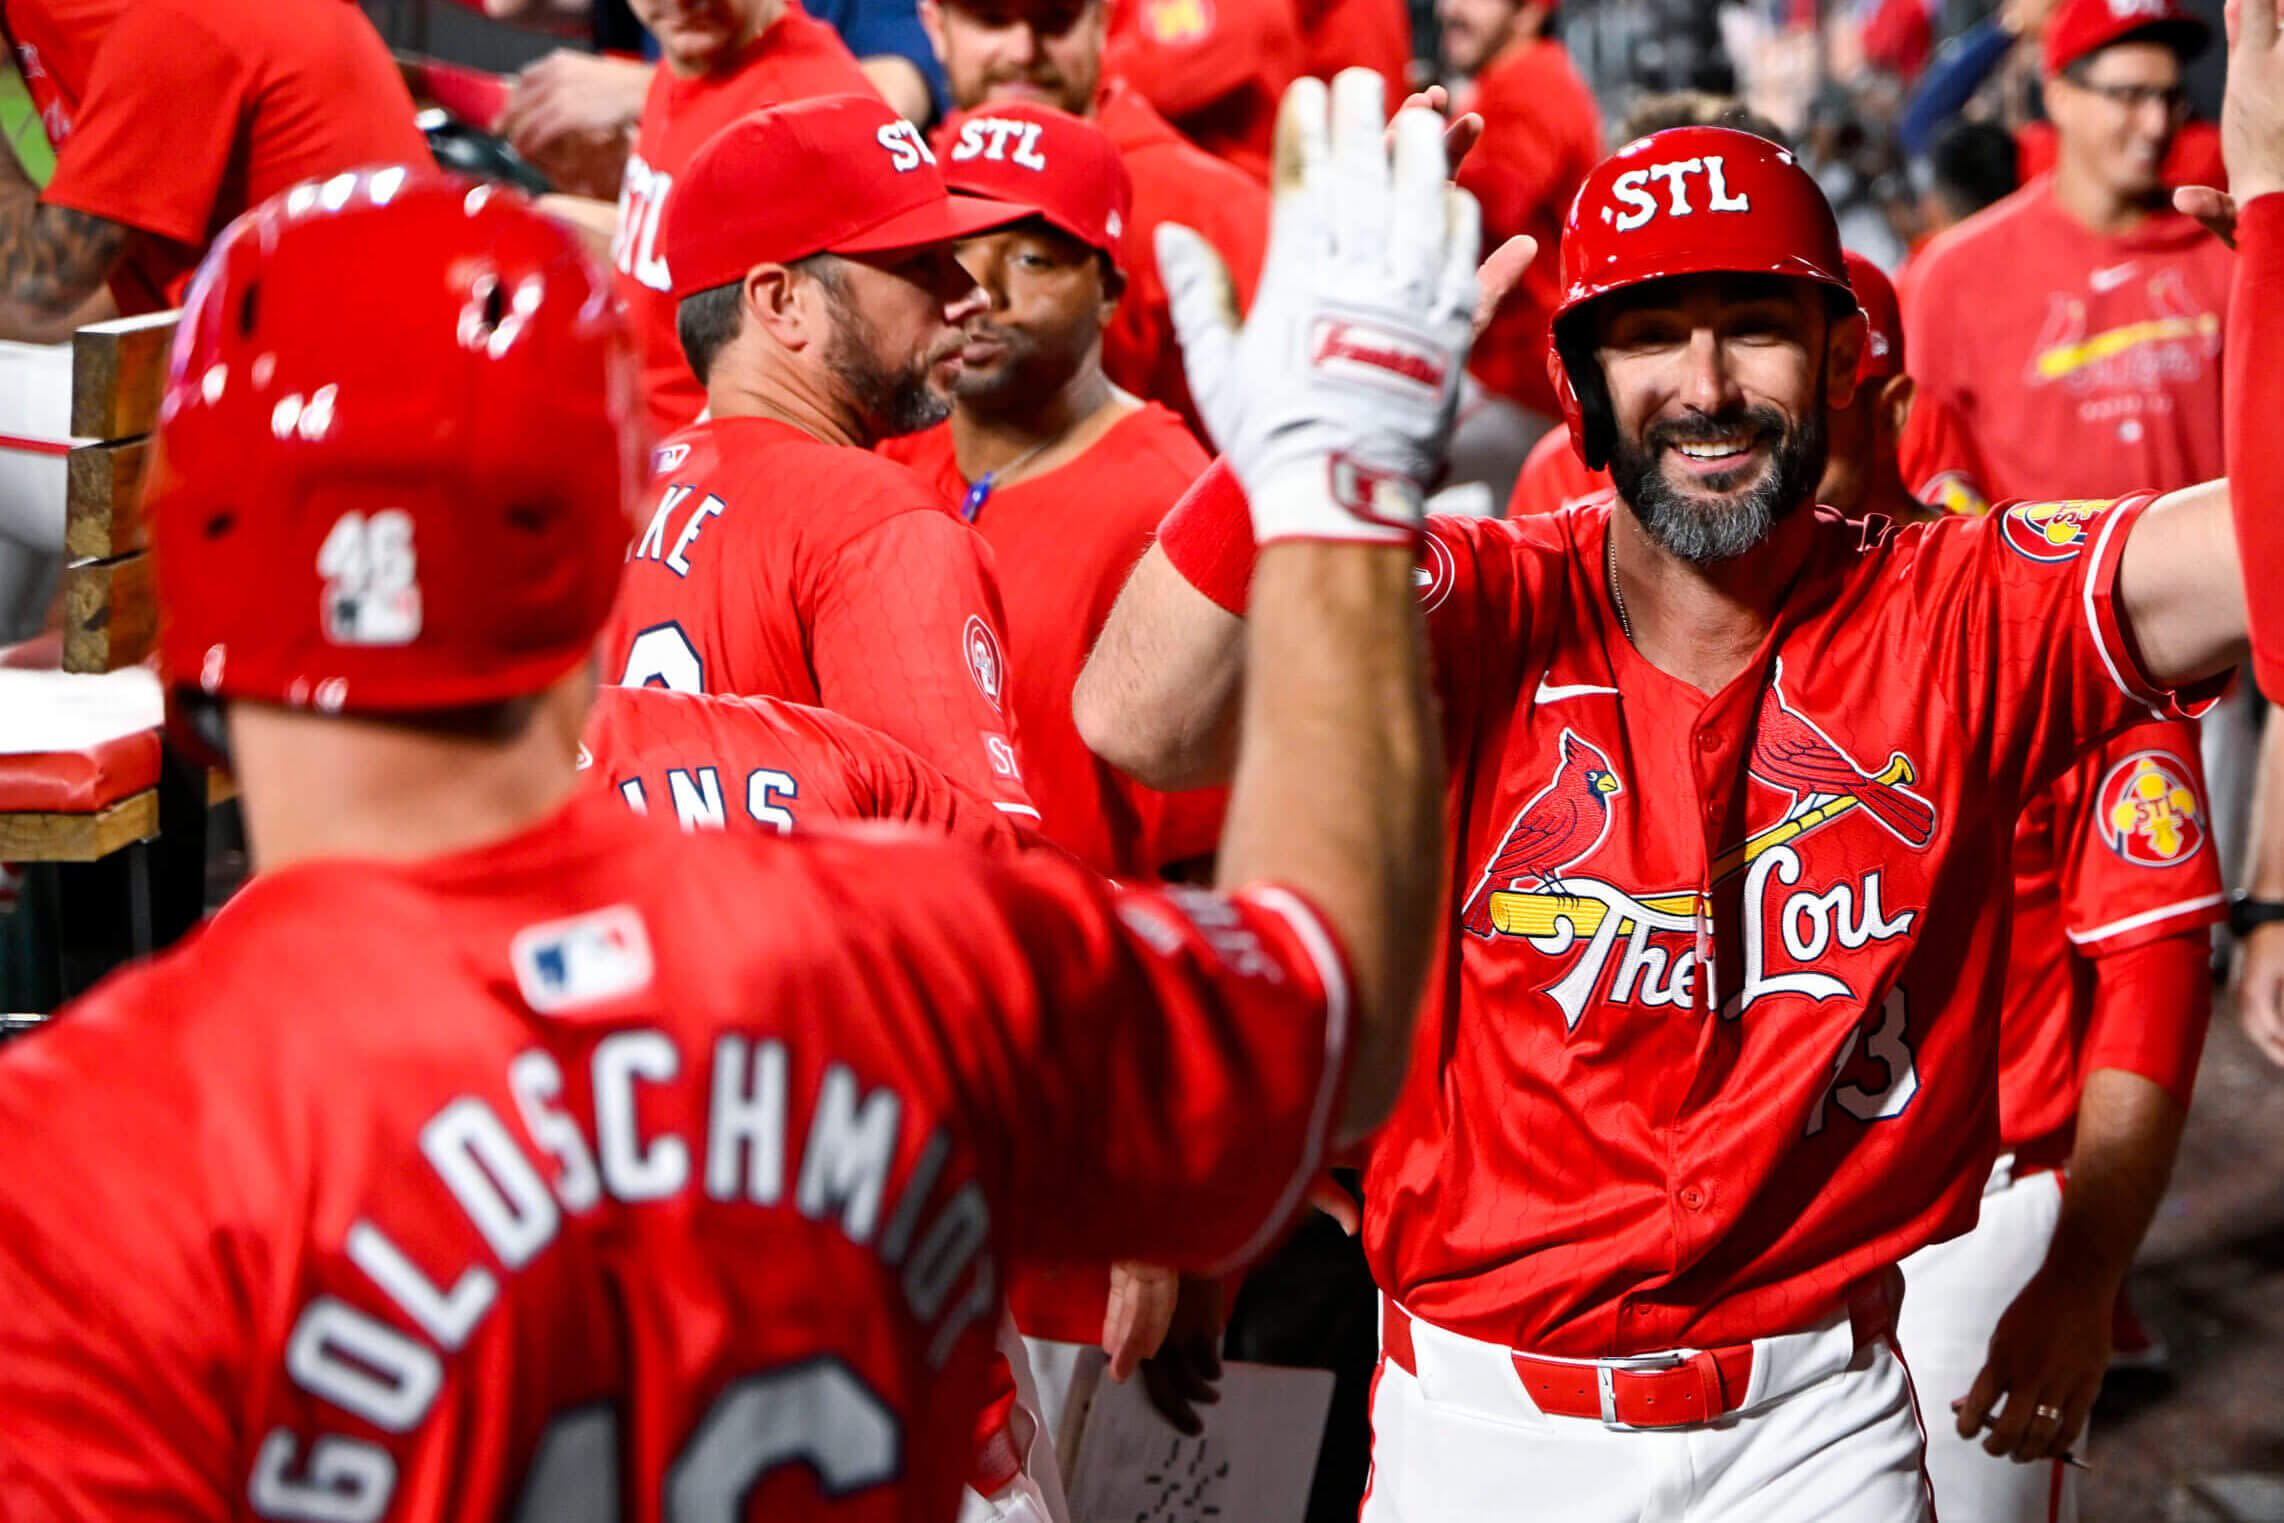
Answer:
(1595, 272, 1859, 564)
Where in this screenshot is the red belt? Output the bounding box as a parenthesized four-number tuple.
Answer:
(1380, 1302, 1754, 1430)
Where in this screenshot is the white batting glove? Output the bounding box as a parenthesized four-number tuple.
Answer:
(1158, 69, 1480, 546)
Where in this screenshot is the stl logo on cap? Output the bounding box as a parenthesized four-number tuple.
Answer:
(877, 119, 938, 173)
(2100, 751, 2206, 866)
(2000, 499, 2104, 562)
(1605, 155, 1752, 234)
(950, 117, 1051, 172)
(963, 615, 1004, 710)
(2110, 0, 2170, 18)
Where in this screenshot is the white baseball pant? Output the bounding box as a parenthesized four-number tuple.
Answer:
(1360, 1289, 1934, 1523)
(1897, 1159, 2076, 1523)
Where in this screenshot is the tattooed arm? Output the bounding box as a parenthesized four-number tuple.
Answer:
(0, 149, 124, 344)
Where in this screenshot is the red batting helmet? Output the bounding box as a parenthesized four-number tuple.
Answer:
(149, 169, 642, 718)
(1545, 127, 1855, 469)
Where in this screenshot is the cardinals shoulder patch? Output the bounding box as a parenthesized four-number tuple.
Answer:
(2098, 749, 2206, 867)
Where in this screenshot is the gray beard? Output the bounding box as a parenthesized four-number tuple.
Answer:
(1606, 397, 1827, 566)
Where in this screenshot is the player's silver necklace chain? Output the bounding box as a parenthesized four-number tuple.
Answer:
(1606, 531, 1635, 644)
(960, 439, 1055, 523)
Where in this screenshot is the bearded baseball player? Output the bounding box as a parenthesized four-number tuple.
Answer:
(0, 66, 1483, 1517)
(1078, 113, 2265, 1516)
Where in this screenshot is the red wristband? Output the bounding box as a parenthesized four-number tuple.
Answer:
(1154, 458, 1259, 616)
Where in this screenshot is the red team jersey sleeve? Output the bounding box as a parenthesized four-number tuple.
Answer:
(807, 507, 1040, 821)
(2058, 721, 2223, 1105)
(885, 844, 1353, 1268)
(2227, 193, 2284, 696)
(1910, 496, 2226, 798)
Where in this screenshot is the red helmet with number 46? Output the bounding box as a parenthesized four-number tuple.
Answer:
(149, 168, 643, 720)
(1545, 127, 1856, 470)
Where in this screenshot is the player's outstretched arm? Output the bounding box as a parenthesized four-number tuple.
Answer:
(1178, 69, 1477, 1137)
(2124, 0, 2284, 687)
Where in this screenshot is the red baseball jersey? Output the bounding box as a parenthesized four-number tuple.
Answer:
(1507, 426, 1613, 517)
(1100, 0, 1301, 183)
(1159, 470, 2219, 1355)
(1094, 80, 1271, 443)
(597, 415, 1039, 822)
(1455, 38, 1605, 420)
(4, 0, 423, 314)
(0, 793, 1349, 1520)
(1898, 176, 2230, 501)
(581, 683, 1027, 853)
(612, 6, 876, 444)
(882, 404, 1225, 878)
(1998, 720, 2223, 1163)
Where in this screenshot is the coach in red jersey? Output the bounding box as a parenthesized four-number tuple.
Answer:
(0, 68, 1481, 1516)
(569, 0, 881, 443)
(888, 101, 1218, 877)
(919, 0, 1271, 440)
(0, 0, 422, 338)
(1082, 122, 2260, 1515)
(596, 95, 1042, 819)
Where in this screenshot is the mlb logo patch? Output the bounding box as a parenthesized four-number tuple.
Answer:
(511, 906, 655, 1013)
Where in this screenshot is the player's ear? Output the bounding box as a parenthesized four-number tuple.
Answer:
(745, 263, 811, 351)
(1880, 374, 1915, 445)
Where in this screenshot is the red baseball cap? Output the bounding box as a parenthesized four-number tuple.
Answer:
(666, 95, 1039, 299)
(1844, 251, 1904, 382)
(939, 102, 1133, 268)
(2044, 0, 2209, 77)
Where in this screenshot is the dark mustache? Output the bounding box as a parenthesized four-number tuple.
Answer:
(1647, 408, 1784, 451)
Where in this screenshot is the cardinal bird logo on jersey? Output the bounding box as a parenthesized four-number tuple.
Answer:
(1460, 730, 1623, 938)
(2099, 750, 2206, 866)
(1749, 660, 1936, 850)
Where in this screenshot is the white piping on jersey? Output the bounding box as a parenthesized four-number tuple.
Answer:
(1212, 884, 1352, 1276)
(2064, 891, 2226, 947)
(2081, 503, 2166, 720)
(993, 802, 1043, 820)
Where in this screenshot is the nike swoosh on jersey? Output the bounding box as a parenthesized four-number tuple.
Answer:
(2090, 263, 2138, 293)
(1534, 680, 1622, 703)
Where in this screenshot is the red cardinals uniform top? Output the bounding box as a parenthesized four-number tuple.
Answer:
(1998, 720, 2222, 1164)
(0, 792, 1350, 1520)
(882, 404, 1223, 878)
(1898, 175, 2230, 501)
(596, 415, 1039, 820)
(2225, 168, 2284, 696)
(2, 0, 423, 313)
(1093, 79, 1271, 442)
(582, 683, 1027, 852)
(612, 5, 876, 444)
(1100, 0, 1301, 182)
(1455, 37, 1604, 419)
(1159, 472, 2220, 1355)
